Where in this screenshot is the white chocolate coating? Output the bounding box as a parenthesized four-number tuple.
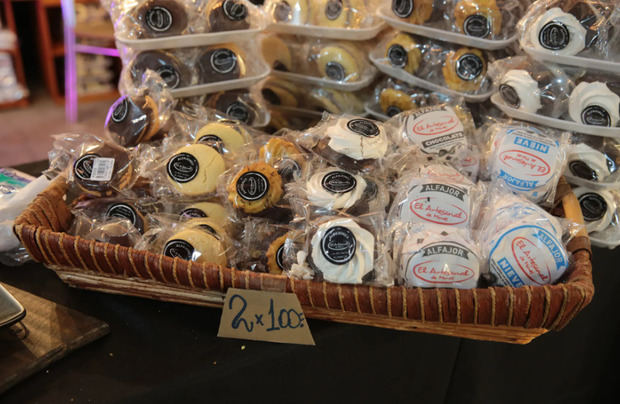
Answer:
(326, 117, 389, 160)
(569, 82, 620, 127)
(307, 168, 366, 210)
(500, 70, 542, 113)
(529, 8, 587, 56)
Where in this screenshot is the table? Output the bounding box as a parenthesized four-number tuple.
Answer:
(1, 162, 618, 403)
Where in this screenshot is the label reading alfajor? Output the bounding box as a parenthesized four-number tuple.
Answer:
(146, 6, 173, 32)
(404, 106, 466, 154)
(106, 203, 137, 225)
(325, 0, 343, 20)
(499, 84, 521, 108)
(463, 14, 490, 38)
(237, 171, 269, 201)
(325, 62, 345, 81)
(197, 134, 225, 153)
(210, 49, 237, 74)
(89, 158, 115, 182)
(347, 119, 380, 137)
(581, 105, 611, 127)
(387, 44, 408, 68)
(223, 0, 248, 21)
(111, 98, 129, 123)
(321, 171, 357, 194)
(539, 21, 570, 50)
(320, 226, 356, 265)
(392, 0, 413, 18)
(455, 53, 484, 81)
(404, 241, 478, 288)
(489, 225, 568, 287)
(400, 183, 470, 227)
(163, 239, 195, 261)
(167, 153, 199, 183)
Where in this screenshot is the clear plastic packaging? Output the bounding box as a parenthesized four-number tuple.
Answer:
(564, 135, 620, 190)
(518, 0, 620, 71)
(387, 102, 480, 180)
(480, 120, 569, 205)
(237, 218, 299, 273)
(261, 34, 377, 91)
(589, 190, 620, 249)
(202, 86, 271, 127)
(378, 0, 525, 49)
(71, 195, 160, 234)
(108, 0, 269, 50)
(265, 0, 385, 40)
(255, 134, 308, 183)
(574, 186, 618, 233)
(120, 43, 270, 98)
(264, 106, 323, 133)
(370, 30, 495, 102)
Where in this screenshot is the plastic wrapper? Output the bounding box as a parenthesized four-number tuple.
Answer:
(370, 30, 495, 99)
(104, 70, 175, 147)
(568, 77, 620, 128)
(386, 102, 480, 180)
(518, 0, 620, 62)
(202, 86, 271, 126)
(285, 212, 393, 286)
(106, 0, 269, 48)
(478, 191, 575, 287)
(135, 214, 232, 265)
(254, 133, 309, 182)
(69, 213, 143, 248)
(71, 195, 161, 234)
(0, 168, 34, 204)
(165, 198, 232, 229)
(261, 34, 377, 89)
(564, 135, 620, 189)
(264, 106, 322, 133)
(574, 186, 618, 234)
(480, 120, 569, 205)
(265, 0, 384, 40)
(298, 113, 391, 175)
(589, 189, 620, 248)
(120, 42, 270, 97)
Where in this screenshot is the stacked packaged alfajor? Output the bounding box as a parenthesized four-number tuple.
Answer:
(489, 0, 620, 249)
(257, 0, 386, 131)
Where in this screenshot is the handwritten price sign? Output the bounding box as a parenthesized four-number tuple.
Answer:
(217, 288, 315, 346)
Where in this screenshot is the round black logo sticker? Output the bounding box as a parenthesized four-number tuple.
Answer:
(387, 44, 408, 68)
(167, 153, 199, 183)
(392, 0, 413, 18)
(223, 0, 248, 21)
(210, 49, 237, 74)
(539, 21, 570, 50)
(226, 101, 250, 123)
(180, 208, 208, 219)
(463, 14, 490, 38)
(455, 53, 484, 81)
(499, 84, 520, 108)
(74, 154, 98, 181)
(156, 65, 180, 89)
(146, 6, 173, 32)
(276, 244, 285, 270)
(320, 226, 357, 265)
(325, 0, 343, 20)
(581, 105, 611, 127)
(569, 160, 598, 181)
(386, 106, 402, 117)
(111, 98, 129, 123)
(197, 134, 225, 153)
(347, 118, 380, 137)
(275, 158, 301, 180)
(325, 62, 345, 81)
(106, 203, 137, 225)
(321, 171, 357, 194)
(579, 192, 607, 222)
(163, 239, 194, 261)
(236, 171, 269, 201)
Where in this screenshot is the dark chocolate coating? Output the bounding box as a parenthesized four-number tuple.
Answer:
(73, 142, 132, 196)
(313, 137, 376, 174)
(197, 47, 242, 83)
(131, 50, 189, 89)
(208, 0, 251, 32)
(91, 222, 134, 247)
(105, 95, 156, 146)
(205, 90, 257, 124)
(136, 0, 188, 38)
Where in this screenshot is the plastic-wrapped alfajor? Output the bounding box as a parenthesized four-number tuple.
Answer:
(202, 86, 271, 127)
(70, 214, 143, 248)
(574, 186, 618, 233)
(478, 191, 574, 288)
(481, 120, 569, 205)
(564, 135, 620, 189)
(568, 76, 620, 128)
(387, 102, 480, 180)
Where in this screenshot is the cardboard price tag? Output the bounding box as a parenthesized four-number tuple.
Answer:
(217, 288, 315, 346)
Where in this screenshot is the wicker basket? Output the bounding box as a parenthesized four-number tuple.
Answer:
(14, 177, 594, 344)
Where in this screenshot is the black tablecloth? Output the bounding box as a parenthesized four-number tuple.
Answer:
(1, 162, 618, 404)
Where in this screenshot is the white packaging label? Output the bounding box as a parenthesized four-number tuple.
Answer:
(404, 106, 466, 154)
(89, 158, 115, 182)
(399, 182, 471, 228)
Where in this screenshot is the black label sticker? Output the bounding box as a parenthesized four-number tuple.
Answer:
(386, 105, 402, 117)
(455, 53, 484, 81)
(106, 203, 137, 225)
(579, 192, 607, 221)
(569, 160, 598, 181)
(387, 44, 408, 68)
(74, 154, 99, 181)
(325, 62, 345, 81)
(180, 208, 208, 218)
(197, 134, 225, 153)
(276, 244, 285, 270)
(275, 158, 301, 180)
(157, 65, 180, 89)
(499, 84, 520, 108)
(223, 0, 248, 21)
(392, 0, 413, 18)
(146, 6, 173, 32)
(210, 49, 237, 74)
(226, 101, 250, 123)
(163, 239, 194, 261)
(111, 98, 129, 123)
(463, 14, 490, 38)
(539, 21, 570, 50)
(167, 152, 199, 183)
(581, 105, 611, 127)
(321, 171, 357, 193)
(236, 171, 269, 201)
(325, 0, 343, 20)
(320, 226, 357, 265)
(347, 118, 380, 137)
